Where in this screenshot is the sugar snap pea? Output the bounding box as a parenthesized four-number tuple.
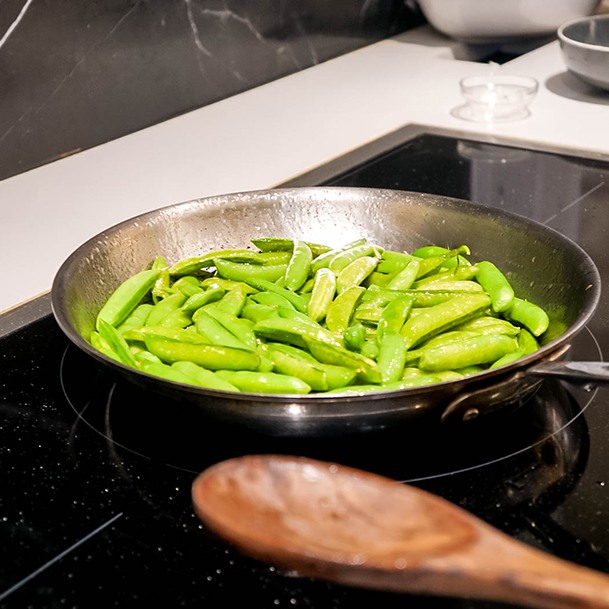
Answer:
(214, 258, 287, 283)
(260, 343, 329, 391)
(193, 309, 253, 350)
(214, 370, 312, 394)
(145, 336, 261, 370)
(171, 360, 241, 391)
(336, 255, 379, 293)
(310, 238, 367, 273)
(145, 292, 187, 327)
(386, 259, 420, 290)
(418, 334, 519, 372)
(307, 268, 336, 322)
(304, 336, 382, 384)
(250, 237, 331, 257)
(181, 286, 225, 313)
(203, 307, 257, 350)
(376, 295, 415, 343)
(400, 292, 492, 349)
(253, 316, 342, 350)
(96, 268, 160, 330)
(96, 319, 138, 367)
(475, 260, 515, 313)
(506, 297, 550, 337)
(284, 240, 313, 292)
(117, 303, 153, 335)
(90, 235, 553, 397)
(325, 286, 365, 333)
(377, 329, 409, 383)
(242, 277, 308, 312)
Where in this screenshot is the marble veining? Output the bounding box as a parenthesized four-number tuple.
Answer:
(0, 0, 421, 182)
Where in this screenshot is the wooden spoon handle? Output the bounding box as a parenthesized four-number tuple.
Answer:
(411, 520, 609, 609)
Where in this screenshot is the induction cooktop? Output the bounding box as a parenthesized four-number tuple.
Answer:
(2, 125, 609, 608)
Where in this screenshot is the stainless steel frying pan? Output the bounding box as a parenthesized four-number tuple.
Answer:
(51, 187, 603, 436)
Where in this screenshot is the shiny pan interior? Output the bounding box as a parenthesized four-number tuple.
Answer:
(51, 187, 601, 436)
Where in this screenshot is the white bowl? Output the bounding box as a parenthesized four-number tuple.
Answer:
(417, 0, 602, 44)
(558, 14, 609, 91)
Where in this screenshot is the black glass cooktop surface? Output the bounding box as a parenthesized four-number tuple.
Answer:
(2, 126, 609, 608)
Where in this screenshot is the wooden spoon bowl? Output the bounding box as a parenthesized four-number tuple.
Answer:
(192, 454, 609, 609)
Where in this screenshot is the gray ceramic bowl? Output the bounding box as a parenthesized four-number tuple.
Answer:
(558, 14, 609, 91)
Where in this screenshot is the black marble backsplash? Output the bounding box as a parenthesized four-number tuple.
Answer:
(0, 0, 423, 182)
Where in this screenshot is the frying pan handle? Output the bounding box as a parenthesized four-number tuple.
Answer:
(527, 361, 609, 387)
(439, 345, 595, 424)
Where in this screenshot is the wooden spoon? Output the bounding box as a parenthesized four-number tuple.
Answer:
(192, 454, 609, 609)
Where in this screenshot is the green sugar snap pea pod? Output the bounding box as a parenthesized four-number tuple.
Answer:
(250, 290, 296, 310)
(505, 297, 550, 337)
(310, 238, 368, 273)
(89, 331, 124, 364)
(330, 244, 381, 275)
(377, 330, 409, 383)
(171, 361, 241, 391)
(453, 315, 521, 336)
(214, 370, 312, 394)
(475, 260, 515, 313)
(307, 268, 336, 322)
(376, 250, 413, 274)
(260, 343, 329, 391)
(336, 255, 379, 293)
(253, 316, 342, 350)
(151, 256, 171, 302)
(400, 292, 492, 349)
(145, 291, 187, 327)
(181, 286, 226, 314)
(242, 277, 309, 312)
(145, 336, 261, 370)
(137, 358, 198, 385)
(214, 258, 287, 283)
(193, 309, 252, 350)
(413, 263, 478, 288)
(169, 275, 202, 297)
(284, 240, 313, 292)
(343, 323, 367, 352)
(415, 245, 471, 278)
(386, 259, 420, 291)
(418, 333, 519, 372)
(376, 295, 415, 343)
(263, 342, 356, 390)
(203, 307, 257, 350)
(517, 327, 540, 354)
(117, 303, 153, 335)
(123, 325, 209, 345)
(96, 319, 138, 367)
(169, 249, 288, 276)
(325, 286, 366, 333)
(199, 277, 257, 294)
(95, 268, 160, 331)
(210, 285, 249, 316)
(411, 279, 484, 293)
(240, 302, 280, 323)
(251, 238, 332, 257)
(303, 336, 382, 384)
(277, 305, 322, 328)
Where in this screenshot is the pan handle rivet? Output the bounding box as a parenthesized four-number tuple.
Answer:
(462, 408, 480, 422)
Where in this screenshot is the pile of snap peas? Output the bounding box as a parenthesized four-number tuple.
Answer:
(90, 236, 551, 395)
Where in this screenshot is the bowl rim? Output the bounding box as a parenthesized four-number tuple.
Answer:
(558, 14, 609, 52)
(459, 74, 539, 93)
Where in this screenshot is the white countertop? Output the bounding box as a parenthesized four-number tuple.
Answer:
(2, 26, 609, 315)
